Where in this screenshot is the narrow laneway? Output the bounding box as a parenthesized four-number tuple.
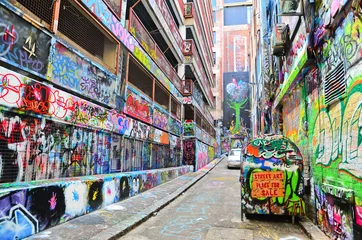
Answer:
(120, 159, 309, 240)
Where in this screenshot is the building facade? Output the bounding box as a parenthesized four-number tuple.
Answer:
(211, 0, 252, 154)
(0, 0, 216, 238)
(251, 0, 362, 238)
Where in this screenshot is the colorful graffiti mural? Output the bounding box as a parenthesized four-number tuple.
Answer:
(0, 110, 120, 183)
(307, 6, 362, 238)
(153, 105, 168, 131)
(195, 140, 209, 170)
(47, 41, 117, 107)
(79, 0, 182, 100)
(125, 87, 152, 124)
(183, 139, 195, 166)
(168, 116, 182, 136)
(0, 66, 128, 133)
(0, 5, 51, 76)
(221, 137, 230, 154)
(183, 120, 195, 137)
(170, 134, 182, 167)
(314, 184, 354, 240)
(223, 72, 250, 136)
(241, 135, 305, 216)
(0, 166, 192, 239)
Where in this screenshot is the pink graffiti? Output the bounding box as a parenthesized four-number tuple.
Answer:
(183, 97, 192, 104)
(48, 192, 57, 210)
(0, 73, 76, 118)
(3, 25, 16, 51)
(0, 68, 129, 133)
(106, 186, 112, 195)
(111, 15, 135, 52)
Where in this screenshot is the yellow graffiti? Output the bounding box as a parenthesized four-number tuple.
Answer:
(22, 35, 37, 58)
(256, 224, 279, 240)
(93, 189, 99, 200)
(286, 198, 305, 216)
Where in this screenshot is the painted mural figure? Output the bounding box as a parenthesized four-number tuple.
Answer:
(226, 78, 249, 135)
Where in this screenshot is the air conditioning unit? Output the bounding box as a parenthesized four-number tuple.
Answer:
(272, 24, 289, 56)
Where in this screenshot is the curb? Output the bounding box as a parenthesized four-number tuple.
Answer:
(298, 216, 330, 240)
(91, 157, 225, 240)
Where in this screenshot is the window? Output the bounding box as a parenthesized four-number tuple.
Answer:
(213, 11, 216, 22)
(224, 6, 251, 25)
(212, 0, 217, 7)
(128, 57, 153, 98)
(213, 52, 216, 64)
(195, 112, 202, 126)
(58, 0, 118, 71)
(171, 97, 181, 119)
(154, 83, 170, 110)
(184, 105, 194, 120)
(213, 31, 216, 45)
(16, 0, 53, 28)
(230, 149, 242, 156)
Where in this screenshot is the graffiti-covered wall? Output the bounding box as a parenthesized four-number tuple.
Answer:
(279, 3, 362, 239)
(0, 5, 51, 76)
(223, 72, 250, 136)
(195, 140, 209, 170)
(309, 8, 362, 238)
(0, 166, 192, 239)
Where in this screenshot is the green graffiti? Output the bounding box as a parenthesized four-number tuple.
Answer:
(183, 121, 195, 136)
(225, 80, 249, 135)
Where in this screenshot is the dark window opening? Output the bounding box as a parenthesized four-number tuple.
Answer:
(154, 82, 170, 110)
(128, 57, 153, 98)
(184, 104, 194, 120)
(58, 0, 117, 71)
(201, 119, 207, 131)
(195, 112, 202, 126)
(165, 0, 180, 27)
(171, 97, 181, 119)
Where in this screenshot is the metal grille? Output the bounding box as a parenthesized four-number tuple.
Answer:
(16, 0, 54, 25)
(324, 62, 346, 105)
(58, 0, 105, 58)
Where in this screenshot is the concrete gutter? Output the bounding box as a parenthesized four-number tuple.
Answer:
(298, 216, 330, 240)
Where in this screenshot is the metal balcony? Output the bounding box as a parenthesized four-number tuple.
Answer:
(182, 39, 215, 108)
(183, 2, 214, 85)
(129, 9, 182, 93)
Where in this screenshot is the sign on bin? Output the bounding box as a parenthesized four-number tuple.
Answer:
(251, 171, 285, 198)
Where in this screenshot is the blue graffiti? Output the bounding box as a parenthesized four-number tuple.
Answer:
(0, 204, 39, 239)
(161, 216, 211, 240)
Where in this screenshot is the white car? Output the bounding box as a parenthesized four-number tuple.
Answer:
(227, 148, 243, 168)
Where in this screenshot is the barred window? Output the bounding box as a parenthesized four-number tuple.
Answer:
(58, 0, 117, 71)
(15, 0, 54, 28)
